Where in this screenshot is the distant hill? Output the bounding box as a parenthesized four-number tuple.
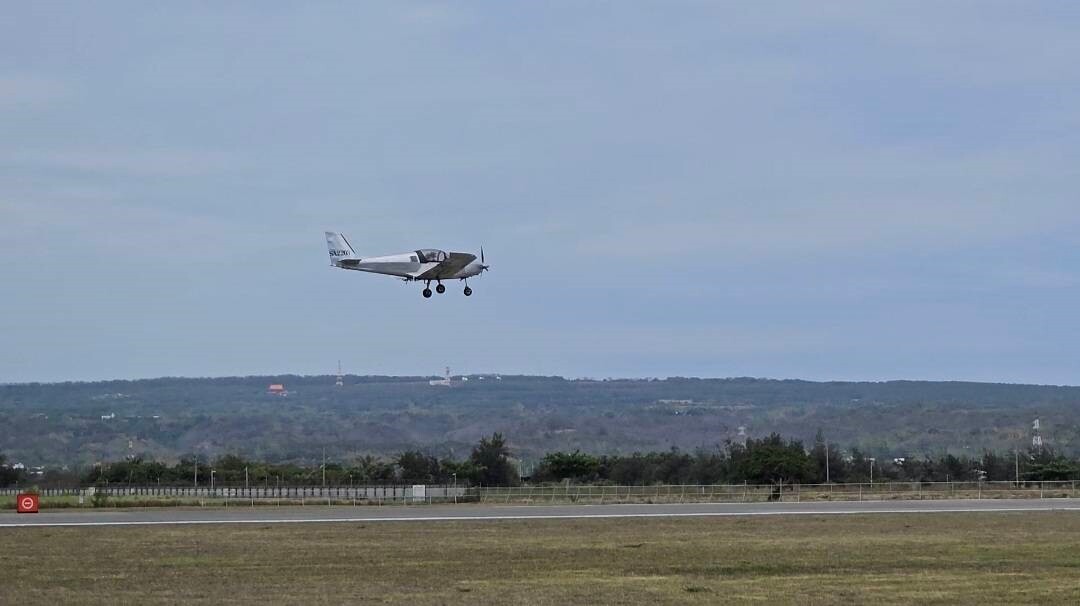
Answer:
(2, 375, 1078, 467)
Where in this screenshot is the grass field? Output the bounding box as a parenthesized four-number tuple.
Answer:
(2, 512, 1079, 604)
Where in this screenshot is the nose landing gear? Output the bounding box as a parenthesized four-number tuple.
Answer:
(464, 286, 473, 297)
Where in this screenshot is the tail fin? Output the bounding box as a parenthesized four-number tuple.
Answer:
(325, 231, 358, 264)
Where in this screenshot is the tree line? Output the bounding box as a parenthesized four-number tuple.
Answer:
(4, 431, 1079, 488)
(532, 432, 1079, 485)
(73, 433, 519, 488)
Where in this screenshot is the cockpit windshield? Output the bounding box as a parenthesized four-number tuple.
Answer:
(416, 249, 448, 263)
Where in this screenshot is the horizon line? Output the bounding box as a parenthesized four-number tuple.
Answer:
(2, 373, 1077, 389)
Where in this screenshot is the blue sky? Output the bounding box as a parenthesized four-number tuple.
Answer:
(2, 2, 1078, 384)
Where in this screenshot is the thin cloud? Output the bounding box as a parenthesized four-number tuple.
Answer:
(2, 147, 247, 178)
(0, 74, 68, 107)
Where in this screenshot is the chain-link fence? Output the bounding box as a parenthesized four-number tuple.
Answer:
(475, 481, 1080, 504)
(0, 484, 468, 506)
(2, 481, 1077, 508)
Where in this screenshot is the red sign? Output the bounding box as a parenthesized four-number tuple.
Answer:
(16, 493, 39, 514)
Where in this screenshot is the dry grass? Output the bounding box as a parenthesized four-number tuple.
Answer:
(2, 512, 1080, 604)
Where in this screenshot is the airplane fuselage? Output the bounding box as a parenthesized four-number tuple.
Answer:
(333, 251, 485, 281)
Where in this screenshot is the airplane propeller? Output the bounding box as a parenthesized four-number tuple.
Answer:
(479, 246, 490, 272)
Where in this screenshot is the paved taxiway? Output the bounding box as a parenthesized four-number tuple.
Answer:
(2, 498, 1079, 528)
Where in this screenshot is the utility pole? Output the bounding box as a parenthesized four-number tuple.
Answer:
(1015, 449, 1020, 487)
(825, 442, 830, 484)
(322, 448, 327, 487)
(245, 466, 249, 490)
(869, 458, 875, 485)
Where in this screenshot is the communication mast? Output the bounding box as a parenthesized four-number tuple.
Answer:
(336, 360, 344, 387)
(1032, 417, 1043, 451)
(429, 367, 453, 387)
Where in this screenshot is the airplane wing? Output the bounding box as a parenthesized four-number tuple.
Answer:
(413, 252, 476, 280)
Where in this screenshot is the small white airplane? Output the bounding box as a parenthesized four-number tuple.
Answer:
(325, 231, 489, 298)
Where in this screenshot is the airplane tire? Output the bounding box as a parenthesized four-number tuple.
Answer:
(422, 288, 433, 298)
(464, 287, 473, 297)
(436, 284, 446, 294)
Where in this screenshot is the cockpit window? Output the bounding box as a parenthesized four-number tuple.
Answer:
(416, 249, 447, 263)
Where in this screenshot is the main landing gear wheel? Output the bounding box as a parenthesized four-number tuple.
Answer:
(422, 288, 432, 298)
(463, 286, 473, 297)
(435, 283, 446, 294)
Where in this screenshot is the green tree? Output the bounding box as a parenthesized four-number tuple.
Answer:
(940, 454, 971, 482)
(606, 454, 644, 485)
(535, 450, 601, 482)
(397, 450, 442, 483)
(736, 434, 816, 484)
(440, 459, 480, 485)
(469, 433, 519, 486)
(978, 450, 1014, 481)
(348, 456, 396, 484)
(1027, 451, 1079, 481)
(688, 449, 730, 485)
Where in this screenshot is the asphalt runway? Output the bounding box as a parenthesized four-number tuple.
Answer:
(2, 498, 1079, 528)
